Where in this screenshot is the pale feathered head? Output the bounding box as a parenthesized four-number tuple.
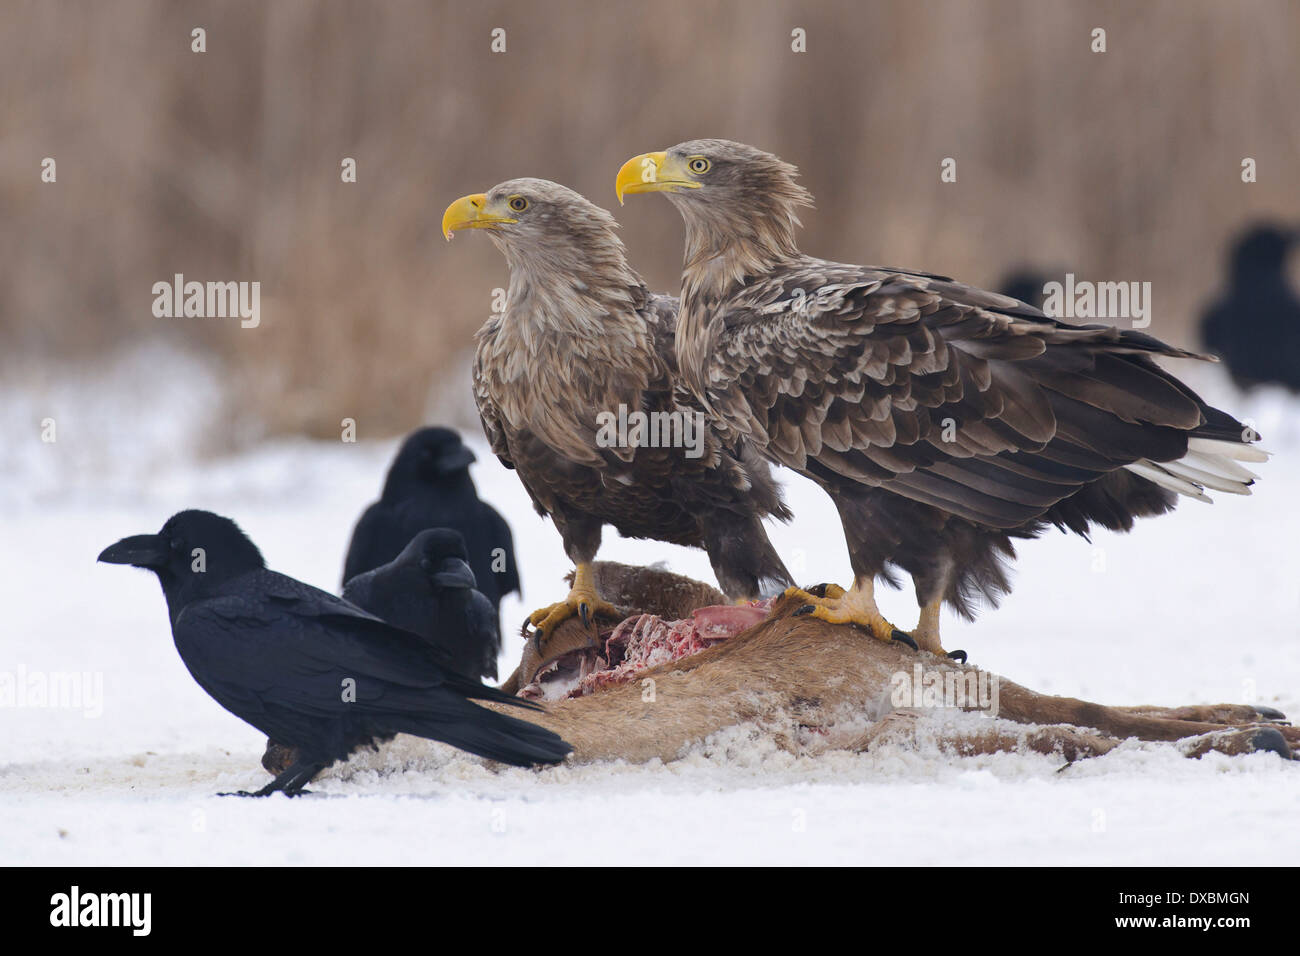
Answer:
(443, 177, 637, 290)
(615, 139, 814, 265)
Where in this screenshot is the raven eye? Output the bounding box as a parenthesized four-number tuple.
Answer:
(687, 156, 711, 175)
(508, 196, 528, 212)
(419, 558, 434, 572)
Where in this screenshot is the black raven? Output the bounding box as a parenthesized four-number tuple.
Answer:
(99, 510, 570, 796)
(996, 268, 1055, 313)
(342, 427, 521, 626)
(342, 528, 501, 681)
(1201, 224, 1300, 392)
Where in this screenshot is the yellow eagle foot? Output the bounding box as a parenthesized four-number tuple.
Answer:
(526, 563, 620, 656)
(784, 582, 846, 604)
(789, 583, 917, 650)
(910, 602, 968, 662)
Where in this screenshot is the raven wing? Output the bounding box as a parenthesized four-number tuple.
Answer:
(173, 570, 532, 718)
(341, 502, 390, 585)
(465, 587, 503, 681)
(480, 504, 521, 599)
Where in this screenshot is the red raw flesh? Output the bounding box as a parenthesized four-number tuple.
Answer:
(570, 599, 775, 697)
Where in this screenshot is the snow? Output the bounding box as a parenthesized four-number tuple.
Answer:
(3, 349, 1298, 865)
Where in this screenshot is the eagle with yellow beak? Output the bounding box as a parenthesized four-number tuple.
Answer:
(617, 140, 1265, 655)
(442, 178, 794, 650)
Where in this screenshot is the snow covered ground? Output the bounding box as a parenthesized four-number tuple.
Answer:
(3, 351, 1298, 866)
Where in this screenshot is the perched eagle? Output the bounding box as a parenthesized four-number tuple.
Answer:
(617, 139, 1266, 655)
(442, 178, 793, 651)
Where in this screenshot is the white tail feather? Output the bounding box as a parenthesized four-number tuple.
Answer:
(1125, 461, 1214, 502)
(1182, 451, 1259, 483)
(1159, 459, 1251, 495)
(1186, 437, 1270, 462)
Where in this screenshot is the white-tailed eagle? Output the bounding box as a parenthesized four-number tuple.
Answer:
(443, 178, 793, 654)
(617, 140, 1265, 655)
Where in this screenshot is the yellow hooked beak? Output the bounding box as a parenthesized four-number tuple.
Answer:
(615, 151, 701, 205)
(441, 193, 517, 240)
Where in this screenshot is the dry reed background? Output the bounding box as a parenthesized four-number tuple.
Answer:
(3, 0, 1297, 444)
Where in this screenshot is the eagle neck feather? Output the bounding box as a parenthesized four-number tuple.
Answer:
(674, 201, 803, 405)
(477, 248, 660, 464)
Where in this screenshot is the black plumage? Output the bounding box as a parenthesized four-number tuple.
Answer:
(343, 528, 501, 681)
(996, 268, 1054, 313)
(1201, 224, 1300, 391)
(98, 510, 569, 796)
(343, 427, 520, 628)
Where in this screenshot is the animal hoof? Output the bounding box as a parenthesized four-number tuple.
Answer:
(1250, 728, 1293, 760)
(946, 649, 968, 663)
(889, 629, 919, 651)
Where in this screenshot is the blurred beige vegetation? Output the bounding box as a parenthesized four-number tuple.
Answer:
(3, 0, 1297, 447)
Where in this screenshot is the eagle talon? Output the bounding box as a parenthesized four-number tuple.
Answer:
(785, 583, 847, 605)
(807, 583, 846, 600)
(526, 563, 619, 660)
(890, 629, 919, 651)
(946, 649, 968, 664)
(789, 579, 909, 646)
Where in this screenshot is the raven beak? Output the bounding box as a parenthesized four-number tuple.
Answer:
(432, 557, 477, 589)
(441, 193, 516, 240)
(615, 151, 699, 204)
(439, 445, 477, 472)
(97, 533, 169, 569)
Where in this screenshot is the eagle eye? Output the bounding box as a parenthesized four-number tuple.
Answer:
(507, 196, 529, 213)
(687, 156, 711, 175)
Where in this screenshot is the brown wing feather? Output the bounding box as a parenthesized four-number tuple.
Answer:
(475, 288, 792, 545)
(472, 321, 514, 469)
(707, 263, 1212, 528)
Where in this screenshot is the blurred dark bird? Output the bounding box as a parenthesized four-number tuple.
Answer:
(99, 509, 570, 796)
(342, 427, 520, 629)
(343, 528, 501, 681)
(1201, 224, 1300, 391)
(442, 178, 794, 659)
(619, 139, 1266, 656)
(997, 268, 1055, 313)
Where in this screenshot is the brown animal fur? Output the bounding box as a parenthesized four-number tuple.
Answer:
(482, 562, 1296, 765)
(263, 561, 1293, 775)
